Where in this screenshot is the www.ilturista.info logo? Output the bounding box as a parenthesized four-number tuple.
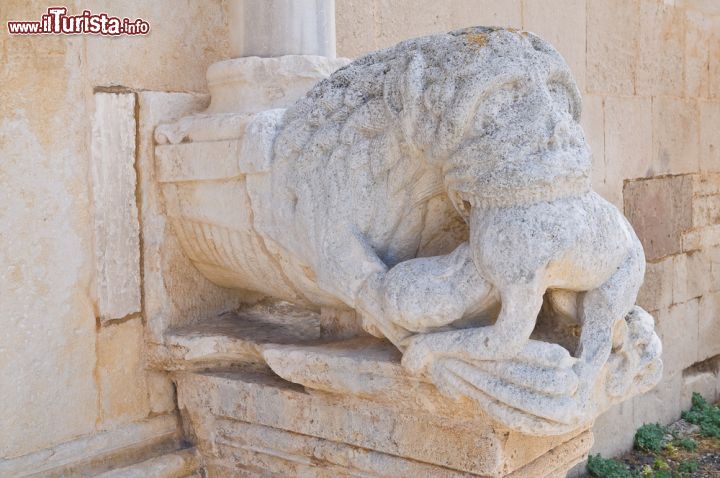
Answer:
(7, 7, 150, 35)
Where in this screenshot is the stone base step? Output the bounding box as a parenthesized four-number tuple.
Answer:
(2, 415, 184, 478)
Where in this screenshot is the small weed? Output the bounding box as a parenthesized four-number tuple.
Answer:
(587, 454, 635, 478)
(681, 392, 720, 438)
(651, 471, 674, 478)
(635, 423, 668, 453)
(672, 437, 697, 452)
(678, 459, 699, 474)
(588, 396, 719, 478)
(652, 457, 670, 471)
(651, 471, 672, 478)
(661, 442, 678, 459)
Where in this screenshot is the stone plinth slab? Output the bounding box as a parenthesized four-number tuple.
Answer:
(174, 336, 593, 478)
(176, 368, 591, 477)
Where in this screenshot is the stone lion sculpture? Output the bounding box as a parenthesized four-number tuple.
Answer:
(159, 27, 662, 434)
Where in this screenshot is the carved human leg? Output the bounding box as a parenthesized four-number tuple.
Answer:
(380, 243, 495, 334)
(400, 281, 557, 374)
(350, 245, 492, 348)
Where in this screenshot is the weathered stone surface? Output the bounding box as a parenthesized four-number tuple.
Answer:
(97, 318, 150, 428)
(637, 256, 674, 312)
(656, 300, 700, 376)
(0, 28, 97, 458)
(652, 97, 700, 175)
(710, 18, 720, 99)
(637, 0, 685, 96)
(91, 92, 141, 322)
(706, 246, 720, 293)
(0, 2, 249, 461)
(604, 96, 652, 203)
(681, 369, 719, 412)
(3, 2, 719, 475)
(262, 337, 576, 435)
(684, 9, 712, 98)
(673, 252, 710, 304)
(4, 0, 717, 472)
(336, 0, 524, 59)
(692, 195, 720, 228)
(692, 173, 720, 197)
(335, 0, 378, 58)
(207, 422, 484, 477)
(457, 0, 522, 29)
(154, 112, 254, 145)
(676, 0, 720, 16)
(85, 1, 229, 92)
(624, 175, 693, 261)
(151, 305, 322, 370)
(374, 0, 453, 49)
(203, 425, 591, 478)
(682, 224, 720, 252)
(147, 371, 177, 415)
(261, 329, 658, 437)
(95, 448, 200, 478)
(156, 140, 244, 182)
(581, 95, 608, 203)
(699, 292, 720, 361)
(156, 27, 661, 437)
(700, 101, 720, 173)
(633, 371, 683, 429)
(0, 415, 180, 477)
(507, 433, 593, 478)
(587, 0, 639, 94)
(587, 400, 635, 459)
(522, 0, 586, 91)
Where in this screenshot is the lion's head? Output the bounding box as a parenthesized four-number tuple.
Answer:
(277, 27, 591, 219)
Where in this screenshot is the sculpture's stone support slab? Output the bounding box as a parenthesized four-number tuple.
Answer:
(176, 360, 592, 478)
(162, 306, 592, 476)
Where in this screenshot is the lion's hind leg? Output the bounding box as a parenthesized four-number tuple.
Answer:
(573, 244, 645, 389)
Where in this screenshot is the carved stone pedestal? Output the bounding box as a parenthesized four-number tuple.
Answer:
(173, 314, 592, 478)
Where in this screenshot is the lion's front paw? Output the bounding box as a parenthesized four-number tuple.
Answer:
(401, 335, 436, 376)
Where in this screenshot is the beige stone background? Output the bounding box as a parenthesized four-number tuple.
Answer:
(1, 0, 719, 472)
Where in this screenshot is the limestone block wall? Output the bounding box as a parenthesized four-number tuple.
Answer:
(1, 0, 719, 472)
(0, 0, 230, 471)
